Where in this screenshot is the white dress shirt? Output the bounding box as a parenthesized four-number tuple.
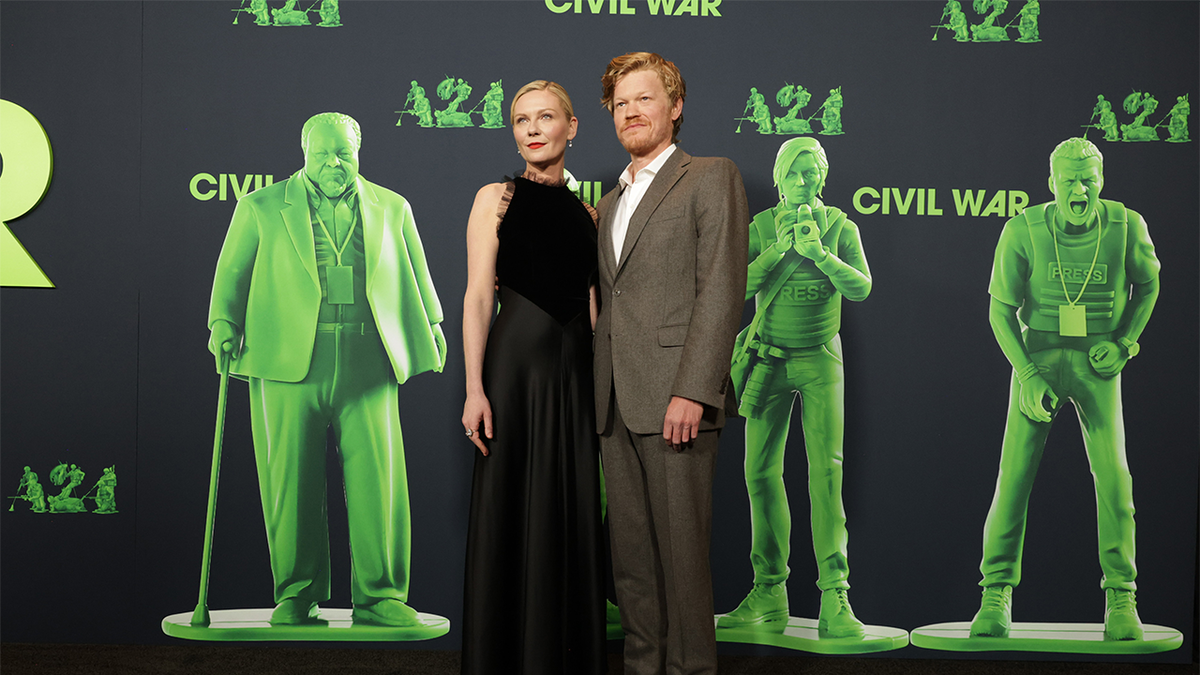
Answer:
(612, 144, 677, 261)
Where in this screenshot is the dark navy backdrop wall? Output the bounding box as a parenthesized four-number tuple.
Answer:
(1, 0, 1196, 663)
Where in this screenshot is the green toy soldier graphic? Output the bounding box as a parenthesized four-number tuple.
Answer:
(208, 112, 447, 627)
(231, 0, 270, 25)
(1098, 108, 1120, 142)
(48, 462, 87, 513)
(940, 0, 961, 21)
(933, 0, 970, 41)
(1121, 92, 1159, 142)
(397, 81, 434, 128)
(773, 84, 813, 135)
(817, 88, 843, 136)
(971, 0, 1011, 42)
(93, 466, 118, 514)
(435, 77, 474, 128)
(948, 2, 969, 41)
(1086, 95, 1120, 142)
(720, 138, 871, 639)
(272, 0, 311, 26)
(250, 0, 270, 26)
(12, 466, 47, 513)
(1015, 0, 1039, 42)
(479, 80, 505, 129)
(970, 138, 1160, 642)
(738, 87, 773, 134)
(317, 0, 341, 27)
(1166, 95, 1190, 143)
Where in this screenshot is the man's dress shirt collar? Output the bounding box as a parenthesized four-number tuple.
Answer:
(612, 144, 676, 262)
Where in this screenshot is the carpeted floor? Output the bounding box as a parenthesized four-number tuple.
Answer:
(1, 643, 1196, 675)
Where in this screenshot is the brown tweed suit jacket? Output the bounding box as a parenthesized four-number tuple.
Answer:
(594, 148, 749, 435)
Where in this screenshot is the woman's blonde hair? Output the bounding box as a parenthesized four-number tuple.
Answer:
(510, 80, 575, 125)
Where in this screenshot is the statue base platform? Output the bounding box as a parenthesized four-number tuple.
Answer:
(714, 615, 909, 654)
(910, 621, 1183, 654)
(162, 608, 449, 642)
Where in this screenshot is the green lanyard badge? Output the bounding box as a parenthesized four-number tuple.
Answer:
(1051, 211, 1101, 338)
(315, 204, 357, 305)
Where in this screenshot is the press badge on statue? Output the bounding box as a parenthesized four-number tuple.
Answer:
(326, 265, 354, 304)
(1059, 303, 1086, 337)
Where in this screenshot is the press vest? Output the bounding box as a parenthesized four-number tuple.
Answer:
(751, 205, 848, 349)
(1019, 200, 1128, 335)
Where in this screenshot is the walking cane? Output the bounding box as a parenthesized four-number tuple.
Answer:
(191, 351, 231, 626)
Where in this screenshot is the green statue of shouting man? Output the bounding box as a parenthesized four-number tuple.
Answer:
(721, 137, 872, 638)
(208, 112, 446, 627)
(970, 137, 1160, 641)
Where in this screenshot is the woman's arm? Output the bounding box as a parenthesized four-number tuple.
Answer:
(461, 182, 505, 455)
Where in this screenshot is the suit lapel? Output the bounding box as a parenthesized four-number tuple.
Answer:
(281, 170, 319, 288)
(615, 149, 690, 276)
(357, 176, 383, 290)
(598, 187, 621, 279)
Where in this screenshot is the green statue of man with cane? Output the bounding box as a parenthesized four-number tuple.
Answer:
(208, 112, 446, 627)
(720, 137, 872, 638)
(970, 137, 1160, 641)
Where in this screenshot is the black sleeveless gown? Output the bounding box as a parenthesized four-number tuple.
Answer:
(461, 176, 606, 675)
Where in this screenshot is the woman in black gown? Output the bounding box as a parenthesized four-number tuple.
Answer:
(459, 81, 606, 675)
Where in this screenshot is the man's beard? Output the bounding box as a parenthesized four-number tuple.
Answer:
(619, 124, 668, 157)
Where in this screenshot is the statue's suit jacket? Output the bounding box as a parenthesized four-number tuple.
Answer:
(594, 148, 749, 435)
(209, 169, 445, 384)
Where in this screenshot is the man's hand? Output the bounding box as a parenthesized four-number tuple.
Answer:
(1018, 373, 1059, 423)
(663, 396, 704, 451)
(1088, 340, 1128, 378)
(207, 320, 242, 372)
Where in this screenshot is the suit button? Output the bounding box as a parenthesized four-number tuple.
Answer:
(614, 289, 622, 296)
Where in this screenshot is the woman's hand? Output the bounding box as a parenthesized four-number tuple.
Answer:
(773, 206, 798, 245)
(462, 392, 494, 456)
(462, 182, 504, 457)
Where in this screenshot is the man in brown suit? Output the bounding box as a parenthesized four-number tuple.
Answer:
(595, 52, 749, 675)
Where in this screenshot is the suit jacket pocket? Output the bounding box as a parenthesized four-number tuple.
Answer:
(652, 209, 684, 223)
(657, 323, 689, 347)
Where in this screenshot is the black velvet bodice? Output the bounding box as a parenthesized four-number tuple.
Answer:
(495, 176, 598, 325)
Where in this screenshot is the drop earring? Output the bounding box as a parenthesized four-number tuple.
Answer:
(568, 140, 573, 148)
